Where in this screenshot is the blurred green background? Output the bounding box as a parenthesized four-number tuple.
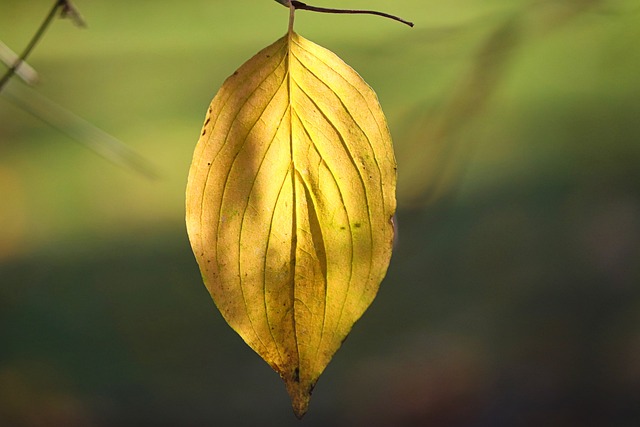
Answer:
(1, 0, 639, 426)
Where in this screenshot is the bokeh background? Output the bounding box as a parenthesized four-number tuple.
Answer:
(1, 0, 639, 426)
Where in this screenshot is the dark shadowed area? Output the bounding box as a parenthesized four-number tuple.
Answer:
(1, 0, 639, 426)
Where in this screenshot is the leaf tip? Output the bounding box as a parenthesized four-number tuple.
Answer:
(285, 374, 314, 419)
(290, 389, 310, 419)
(293, 403, 309, 420)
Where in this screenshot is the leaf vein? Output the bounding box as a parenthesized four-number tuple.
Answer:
(291, 40, 386, 201)
(290, 75, 373, 340)
(261, 161, 294, 367)
(238, 79, 290, 365)
(292, 106, 352, 365)
(215, 55, 288, 356)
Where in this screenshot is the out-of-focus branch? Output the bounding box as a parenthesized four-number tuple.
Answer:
(4, 83, 159, 180)
(397, 0, 606, 206)
(0, 41, 39, 85)
(0, 0, 84, 93)
(1, 0, 158, 179)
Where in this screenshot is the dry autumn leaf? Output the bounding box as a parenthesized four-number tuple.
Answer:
(186, 10, 397, 418)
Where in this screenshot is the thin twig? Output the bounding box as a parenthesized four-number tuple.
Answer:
(291, 0, 414, 27)
(0, 0, 66, 93)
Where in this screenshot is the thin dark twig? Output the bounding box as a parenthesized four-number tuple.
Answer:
(0, 0, 66, 93)
(291, 0, 414, 27)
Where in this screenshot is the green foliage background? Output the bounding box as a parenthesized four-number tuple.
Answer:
(1, 0, 639, 426)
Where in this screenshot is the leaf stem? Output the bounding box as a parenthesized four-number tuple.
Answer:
(288, 2, 296, 36)
(291, 0, 414, 28)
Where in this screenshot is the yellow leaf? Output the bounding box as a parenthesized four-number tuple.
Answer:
(185, 31, 396, 418)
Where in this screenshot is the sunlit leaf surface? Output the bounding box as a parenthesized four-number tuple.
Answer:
(186, 31, 396, 417)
